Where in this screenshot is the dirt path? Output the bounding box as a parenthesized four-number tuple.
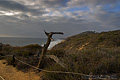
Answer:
(0, 60, 41, 80)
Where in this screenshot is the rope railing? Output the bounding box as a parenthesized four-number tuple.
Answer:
(0, 76, 5, 80)
(14, 57, 119, 79)
(15, 57, 89, 76)
(1, 55, 89, 76)
(0, 55, 119, 79)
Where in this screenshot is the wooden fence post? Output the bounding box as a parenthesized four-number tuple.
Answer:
(107, 75, 110, 80)
(13, 55, 15, 67)
(89, 72, 93, 80)
(0, 43, 3, 51)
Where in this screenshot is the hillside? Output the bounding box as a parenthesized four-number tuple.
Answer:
(53, 30, 120, 54)
(0, 30, 120, 80)
(43, 30, 120, 80)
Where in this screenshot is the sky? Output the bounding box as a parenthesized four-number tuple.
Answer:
(0, 0, 120, 38)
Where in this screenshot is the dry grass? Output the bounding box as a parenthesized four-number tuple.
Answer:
(0, 60, 41, 80)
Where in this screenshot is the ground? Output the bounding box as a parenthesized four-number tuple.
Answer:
(0, 60, 41, 80)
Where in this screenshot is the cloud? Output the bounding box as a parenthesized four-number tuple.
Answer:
(0, 0, 29, 11)
(38, 0, 67, 8)
(0, 0, 46, 16)
(0, 0, 120, 38)
(67, 0, 119, 6)
(90, 12, 120, 28)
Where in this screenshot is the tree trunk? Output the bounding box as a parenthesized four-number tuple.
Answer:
(37, 30, 63, 69)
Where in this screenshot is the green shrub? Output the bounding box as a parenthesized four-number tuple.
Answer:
(2, 44, 42, 72)
(16, 62, 30, 72)
(6, 56, 13, 65)
(43, 47, 120, 80)
(48, 49, 65, 57)
(1, 44, 13, 55)
(23, 44, 42, 55)
(21, 50, 30, 57)
(15, 57, 39, 72)
(0, 56, 5, 60)
(23, 44, 42, 49)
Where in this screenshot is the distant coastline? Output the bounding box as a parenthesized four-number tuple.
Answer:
(0, 37, 46, 46)
(0, 37, 64, 49)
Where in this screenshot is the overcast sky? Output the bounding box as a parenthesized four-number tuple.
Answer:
(0, 0, 120, 38)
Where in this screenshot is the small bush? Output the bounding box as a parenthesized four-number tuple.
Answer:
(16, 62, 30, 72)
(0, 56, 5, 60)
(48, 49, 65, 57)
(15, 57, 39, 72)
(43, 47, 120, 80)
(23, 44, 42, 55)
(1, 44, 13, 55)
(23, 44, 42, 49)
(6, 56, 13, 65)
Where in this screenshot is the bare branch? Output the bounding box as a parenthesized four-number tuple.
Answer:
(44, 30, 64, 36)
(44, 30, 49, 36)
(51, 32, 64, 35)
(37, 30, 64, 69)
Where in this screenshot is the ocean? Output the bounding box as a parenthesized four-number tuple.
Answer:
(0, 37, 63, 49)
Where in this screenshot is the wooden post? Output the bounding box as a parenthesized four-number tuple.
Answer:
(89, 72, 93, 80)
(37, 30, 63, 69)
(89, 76, 92, 80)
(107, 75, 110, 80)
(0, 43, 3, 51)
(13, 55, 15, 67)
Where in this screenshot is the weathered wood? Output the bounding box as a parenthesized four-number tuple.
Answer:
(0, 43, 3, 51)
(107, 75, 110, 80)
(13, 55, 15, 67)
(37, 30, 63, 68)
(45, 55, 66, 68)
(89, 72, 93, 80)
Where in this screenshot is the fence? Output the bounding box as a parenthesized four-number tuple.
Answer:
(0, 55, 119, 80)
(0, 76, 5, 80)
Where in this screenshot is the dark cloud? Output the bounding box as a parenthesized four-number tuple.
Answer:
(0, 0, 28, 11)
(0, 0, 120, 38)
(0, 0, 46, 15)
(38, 0, 68, 8)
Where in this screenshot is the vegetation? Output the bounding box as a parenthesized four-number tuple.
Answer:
(0, 44, 42, 72)
(43, 47, 120, 80)
(53, 30, 120, 54)
(43, 30, 120, 80)
(0, 30, 120, 80)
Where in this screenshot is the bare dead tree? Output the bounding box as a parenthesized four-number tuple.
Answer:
(37, 30, 63, 68)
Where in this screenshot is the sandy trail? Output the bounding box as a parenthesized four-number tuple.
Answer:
(0, 60, 41, 80)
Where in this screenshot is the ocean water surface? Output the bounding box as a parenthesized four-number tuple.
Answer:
(0, 37, 63, 49)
